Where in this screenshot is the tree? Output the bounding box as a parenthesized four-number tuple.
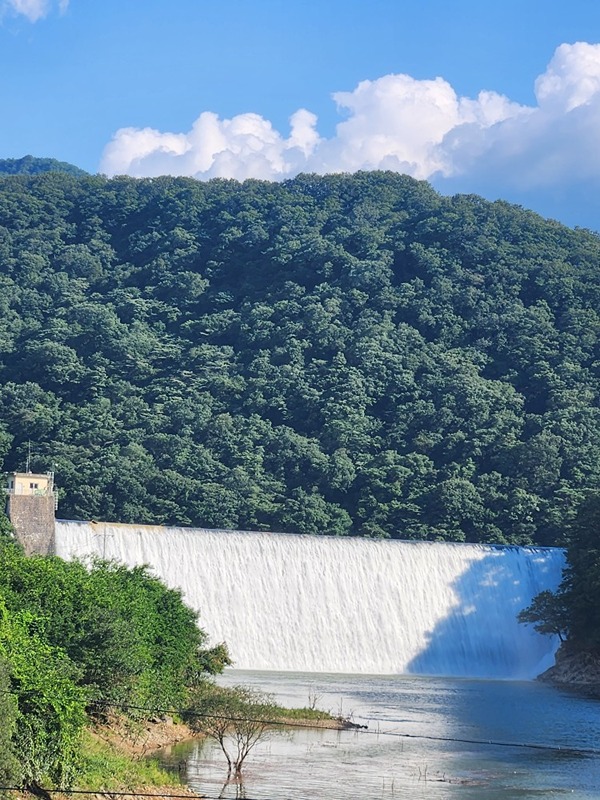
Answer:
(560, 493, 600, 652)
(184, 684, 278, 777)
(0, 545, 230, 714)
(0, 600, 87, 788)
(0, 655, 19, 785)
(0, 513, 18, 549)
(3, 170, 600, 544)
(0, 156, 87, 176)
(517, 590, 569, 641)
(518, 493, 600, 653)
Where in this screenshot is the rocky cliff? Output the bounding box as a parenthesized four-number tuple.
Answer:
(539, 646, 600, 688)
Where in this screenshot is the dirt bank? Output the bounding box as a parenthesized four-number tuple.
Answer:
(92, 707, 352, 757)
(91, 714, 198, 757)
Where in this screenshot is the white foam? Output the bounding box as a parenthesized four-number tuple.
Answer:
(55, 521, 565, 679)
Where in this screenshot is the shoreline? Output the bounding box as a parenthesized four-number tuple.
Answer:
(538, 645, 600, 695)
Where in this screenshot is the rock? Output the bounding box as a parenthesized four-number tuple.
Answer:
(538, 645, 600, 687)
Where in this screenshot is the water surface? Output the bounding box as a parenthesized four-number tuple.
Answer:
(167, 670, 600, 800)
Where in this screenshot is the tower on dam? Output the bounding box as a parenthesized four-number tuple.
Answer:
(4, 471, 58, 555)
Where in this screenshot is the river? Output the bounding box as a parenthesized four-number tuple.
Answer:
(162, 669, 600, 799)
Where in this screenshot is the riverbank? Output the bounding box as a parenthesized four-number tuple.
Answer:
(92, 708, 347, 760)
(538, 645, 600, 695)
(91, 713, 196, 757)
(72, 704, 351, 798)
(74, 721, 199, 796)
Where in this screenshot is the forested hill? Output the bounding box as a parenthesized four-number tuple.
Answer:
(0, 170, 599, 545)
(0, 155, 87, 176)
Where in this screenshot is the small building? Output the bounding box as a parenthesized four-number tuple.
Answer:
(4, 471, 58, 555)
(6, 471, 55, 497)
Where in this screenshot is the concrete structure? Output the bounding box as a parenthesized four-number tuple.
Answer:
(5, 471, 58, 555)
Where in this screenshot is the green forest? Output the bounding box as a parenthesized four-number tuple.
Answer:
(0, 526, 230, 789)
(1, 168, 600, 545)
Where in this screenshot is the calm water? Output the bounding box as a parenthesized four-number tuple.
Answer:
(164, 670, 600, 799)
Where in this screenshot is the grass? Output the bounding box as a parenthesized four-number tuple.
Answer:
(76, 693, 341, 793)
(77, 730, 182, 792)
(273, 705, 337, 722)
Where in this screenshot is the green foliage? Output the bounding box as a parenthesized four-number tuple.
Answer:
(77, 730, 180, 791)
(0, 514, 18, 550)
(1, 171, 600, 542)
(0, 155, 87, 176)
(0, 545, 227, 711)
(560, 493, 600, 652)
(0, 655, 19, 784)
(517, 589, 569, 641)
(519, 492, 600, 653)
(195, 642, 233, 676)
(184, 683, 279, 775)
(0, 539, 228, 787)
(77, 558, 220, 708)
(270, 704, 333, 722)
(0, 598, 87, 787)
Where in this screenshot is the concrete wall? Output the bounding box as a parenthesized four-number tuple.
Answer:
(7, 494, 56, 555)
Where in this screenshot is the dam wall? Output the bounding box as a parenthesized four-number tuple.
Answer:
(54, 520, 565, 679)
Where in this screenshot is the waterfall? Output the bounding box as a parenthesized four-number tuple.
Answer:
(54, 521, 565, 679)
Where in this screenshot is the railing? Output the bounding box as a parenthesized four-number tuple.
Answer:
(4, 486, 54, 496)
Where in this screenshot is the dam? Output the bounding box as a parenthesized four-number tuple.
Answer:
(54, 520, 564, 679)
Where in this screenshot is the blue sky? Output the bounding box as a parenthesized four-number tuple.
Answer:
(3, 1, 600, 229)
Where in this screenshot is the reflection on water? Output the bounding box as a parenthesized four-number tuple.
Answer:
(163, 671, 600, 800)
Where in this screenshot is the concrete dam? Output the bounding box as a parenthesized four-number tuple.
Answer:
(54, 520, 565, 679)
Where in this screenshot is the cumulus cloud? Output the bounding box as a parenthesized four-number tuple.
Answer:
(100, 42, 600, 209)
(438, 43, 600, 208)
(535, 42, 600, 112)
(308, 76, 525, 179)
(101, 109, 321, 181)
(4, 0, 68, 22)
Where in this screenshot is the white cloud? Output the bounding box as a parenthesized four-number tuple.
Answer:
(101, 110, 321, 181)
(100, 127, 188, 178)
(100, 42, 600, 207)
(4, 0, 68, 22)
(306, 76, 525, 179)
(535, 42, 600, 112)
(443, 43, 600, 191)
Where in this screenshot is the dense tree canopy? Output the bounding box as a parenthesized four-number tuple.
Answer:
(559, 494, 600, 652)
(0, 170, 600, 544)
(519, 492, 600, 655)
(0, 535, 228, 788)
(0, 155, 87, 177)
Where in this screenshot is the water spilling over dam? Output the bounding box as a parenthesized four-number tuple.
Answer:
(54, 521, 565, 679)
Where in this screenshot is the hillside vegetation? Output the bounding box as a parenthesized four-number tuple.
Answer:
(0, 170, 599, 544)
(0, 528, 228, 789)
(0, 155, 87, 177)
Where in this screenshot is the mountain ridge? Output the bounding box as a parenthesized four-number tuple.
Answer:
(0, 169, 597, 545)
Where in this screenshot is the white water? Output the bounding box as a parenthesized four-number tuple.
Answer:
(54, 521, 565, 679)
